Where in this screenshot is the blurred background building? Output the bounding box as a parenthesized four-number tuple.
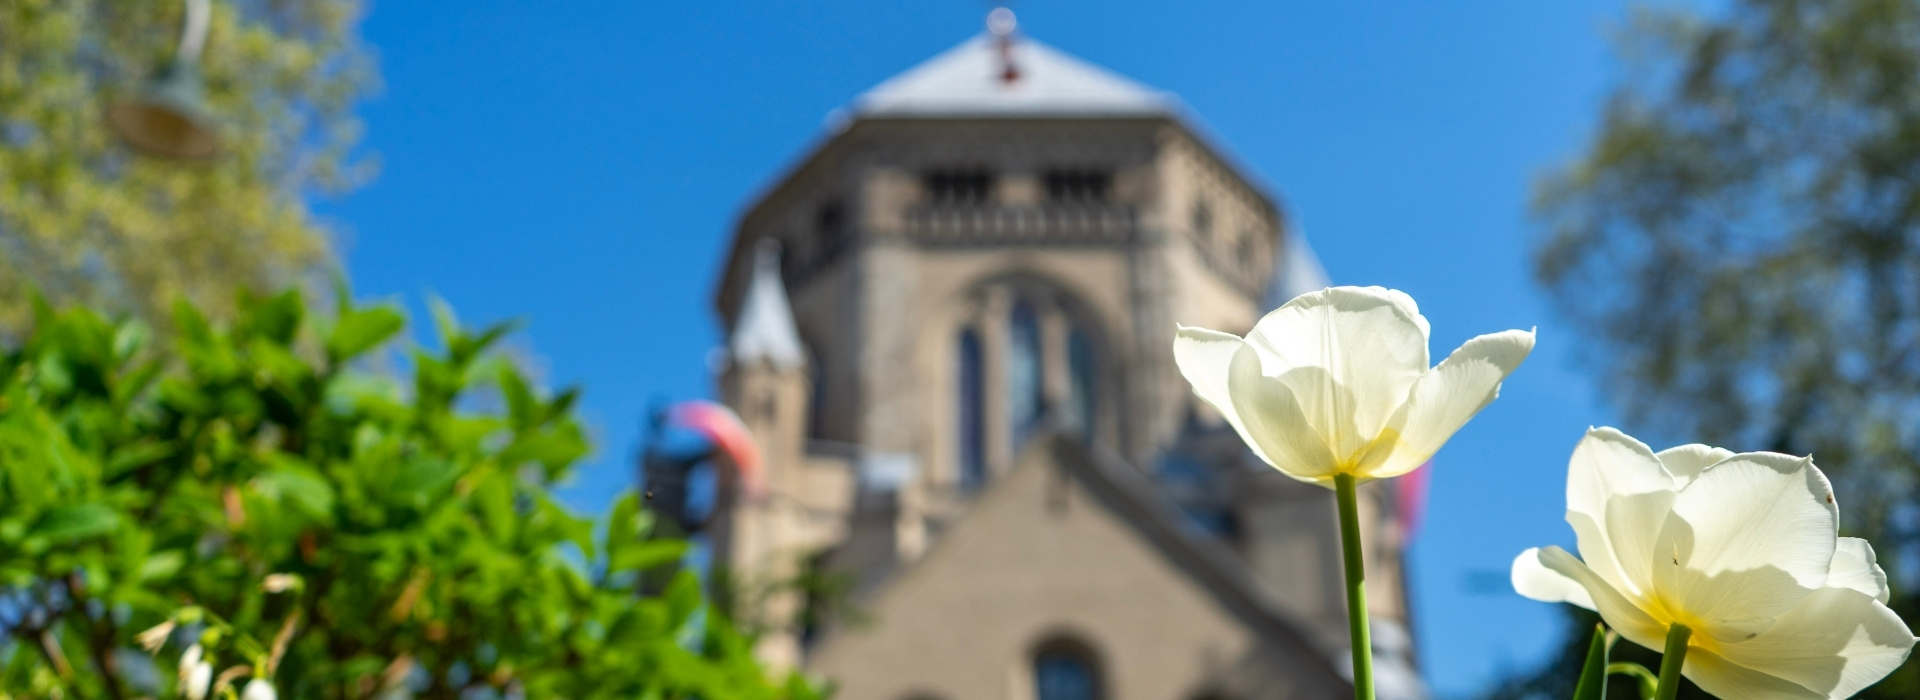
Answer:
(685, 14, 1425, 700)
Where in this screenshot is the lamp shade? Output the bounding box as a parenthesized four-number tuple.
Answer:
(108, 62, 219, 160)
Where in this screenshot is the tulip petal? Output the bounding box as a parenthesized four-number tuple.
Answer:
(1707, 586, 1916, 700)
(1603, 489, 1678, 605)
(1370, 328, 1535, 479)
(1566, 428, 1676, 599)
(1512, 547, 1595, 610)
(1534, 545, 1670, 652)
(1658, 450, 1835, 590)
(1174, 325, 1255, 439)
(1649, 454, 1838, 644)
(1226, 344, 1339, 483)
(1684, 647, 1826, 700)
(1655, 444, 1735, 489)
(1827, 538, 1891, 604)
(1241, 287, 1431, 461)
(1380, 287, 1431, 341)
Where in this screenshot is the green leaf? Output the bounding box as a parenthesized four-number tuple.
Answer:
(32, 503, 120, 543)
(610, 540, 689, 574)
(500, 365, 537, 430)
(244, 289, 306, 345)
(106, 440, 174, 478)
(1573, 623, 1609, 700)
(665, 569, 703, 630)
(387, 457, 460, 507)
(254, 460, 337, 520)
(111, 319, 150, 363)
(328, 306, 405, 363)
(139, 550, 186, 581)
(173, 299, 214, 348)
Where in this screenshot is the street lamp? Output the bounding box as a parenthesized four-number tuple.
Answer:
(108, 0, 219, 159)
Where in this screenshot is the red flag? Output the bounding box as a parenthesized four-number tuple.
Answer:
(667, 400, 767, 501)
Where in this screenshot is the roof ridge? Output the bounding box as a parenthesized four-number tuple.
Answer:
(853, 34, 1174, 118)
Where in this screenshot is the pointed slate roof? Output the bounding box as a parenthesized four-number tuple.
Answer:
(854, 35, 1176, 118)
(730, 242, 806, 369)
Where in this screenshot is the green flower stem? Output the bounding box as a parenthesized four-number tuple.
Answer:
(1334, 473, 1374, 700)
(1608, 662, 1660, 700)
(1654, 623, 1692, 700)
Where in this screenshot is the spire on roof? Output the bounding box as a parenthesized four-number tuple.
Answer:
(730, 240, 806, 370)
(987, 7, 1019, 84)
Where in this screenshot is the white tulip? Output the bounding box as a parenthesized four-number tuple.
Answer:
(1173, 286, 1534, 486)
(178, 643, 212, 700)
(240, 678, 278, 700)
(1513, 427, 1917, 699)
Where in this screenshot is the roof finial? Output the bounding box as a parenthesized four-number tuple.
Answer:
(987, 7, 1017, 36)
(988, 7, 1020, 84)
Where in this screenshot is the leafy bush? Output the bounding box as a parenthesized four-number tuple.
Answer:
(0, 289, 814, 699)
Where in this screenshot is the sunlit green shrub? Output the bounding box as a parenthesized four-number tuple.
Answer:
(0, 289, 815, 700)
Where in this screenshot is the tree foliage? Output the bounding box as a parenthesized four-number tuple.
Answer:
(1520, 0, 1920, 696)
(0, 290, 817, 699)
(0, 0, 372, 337)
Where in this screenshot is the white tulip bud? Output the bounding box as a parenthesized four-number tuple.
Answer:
(240, 678, 278, 700)
(1173, 286, 1533, 487)
(179, 644, 212, 700)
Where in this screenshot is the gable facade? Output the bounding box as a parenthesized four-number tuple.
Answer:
(808, 437, 1349, 700)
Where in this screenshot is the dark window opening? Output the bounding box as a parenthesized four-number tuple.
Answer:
(1034, 645, 1101, 700)
(1065, 327, 1097, 442)
(1045, 170, 1111, 203)
(957, 329, 986, 490)
(817, 200, 846, 238)
(926, 170, 994, 205)
(807, 352, 829, 440)
(1008, 302, 1045, 449)
(1191, 200, 1213, 240)
(816, 200, 850, 258)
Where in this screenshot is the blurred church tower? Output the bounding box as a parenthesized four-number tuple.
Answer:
(706, 10, 1424, 700)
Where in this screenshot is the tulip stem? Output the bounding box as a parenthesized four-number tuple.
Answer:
(1653, 623, 1691, 700)
(1334, 473, 1374, 700)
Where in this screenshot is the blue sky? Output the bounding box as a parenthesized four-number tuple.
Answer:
(322, 1, 1653, 695)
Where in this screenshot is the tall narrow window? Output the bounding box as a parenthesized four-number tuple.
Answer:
(957, 329, 985, 490)
(1065, 327, 1097, 441)
(1034, 649, 1100, 700)
(1007, 302, 1044, 448)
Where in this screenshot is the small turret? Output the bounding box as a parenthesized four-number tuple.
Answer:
(716, 240, 821, 671)
(730, 240, 807, 371)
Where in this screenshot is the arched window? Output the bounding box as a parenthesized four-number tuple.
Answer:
(952, 280, 1107, 491)
(1064, 327, 1097, 441)
(1033, 644, 1101, 700)
(1007, 301, 1044, 448)
(957, 329, 986, 490)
